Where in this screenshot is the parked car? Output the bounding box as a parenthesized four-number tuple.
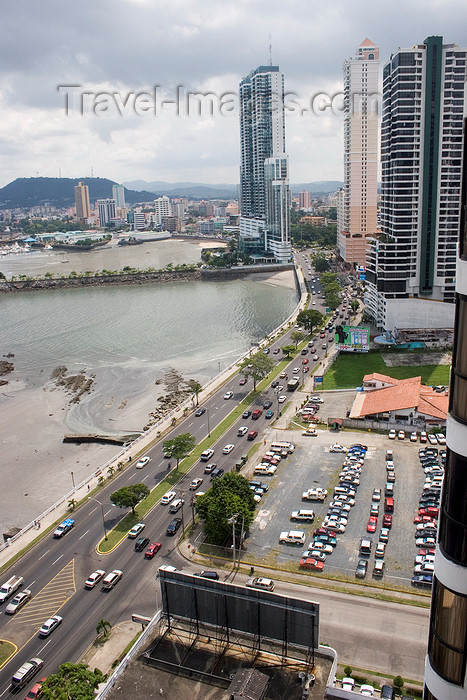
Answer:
(355, 560, 368, 578)
(299, 557, 324, 571)
(388, 430, 396, 439)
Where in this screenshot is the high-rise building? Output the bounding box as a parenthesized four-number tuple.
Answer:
(298, 190, 311, 210)
(338, 38, 379, 267)
(97, 198, 116, 227)
(239, 65, 291, 263)
(154, 195, 172, 226)
(112, 184, 126, 208)
(74, 181, 91, 222)
(365, 37, 467, 331)
(423, 114, 467, 700)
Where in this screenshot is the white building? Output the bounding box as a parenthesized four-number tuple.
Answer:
(97, 198, 116, 227)
(338, 38, 379, 267)
(154, 196, 172, 226)
(365, 36, 467, 331)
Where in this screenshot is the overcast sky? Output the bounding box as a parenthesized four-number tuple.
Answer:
(1, 0, 466, 189)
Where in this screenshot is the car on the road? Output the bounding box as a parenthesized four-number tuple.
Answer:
(195, 407, 206, 416)
(5, 589, 31, 614)
(273, 348, 280, 354)
(135, 455, 150, 469)
(246, 577, 275, 591)
(39, 615, 62, 637)
(278, 395, 287, 403)
(160, 491, 176, 505)
(189, 478, 203, 490)
(128, 522, 145, 538)
(102, 570, 123, 590)
(279, 371, 288, 378)
(299, 557, 324, 571)
(223, 444, 235, 454)
(203, 463, 217, 474)
(329, 444, 347, 453)
(145, 542, 162, 558)
(200, 448, 215, 462)
(355, 560, 368, 578)
(239, 377, 247, 385)
(310, 396, 324, 403)
(246, 430, 258, 441)
(223, 391, 233, 400)
(313, 354, 319, 361)
(166, 518, 182, 536)
(388, 430, 397, 439)
(11, 658, 44, 691)
(242, 410, 251, 418)
(237, 426, 248, 437)
(263, 400, 273, 409)
(135, 536, 150, 552)
(84, 569, 106, 589)
(265, 410, 274, 419)
(53, 518, 75, 538)
(302, 428, 318, 436)
(24, 677, 47, 699)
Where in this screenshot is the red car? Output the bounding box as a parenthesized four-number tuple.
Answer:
(414, 514, 438, 524)
(367, 516, 378, 533)
(419, 506, 439, 517)
(25, 678, 47, 699)
(299, 557, 324, 571)
(383, 514, 393, 529)
(313, 527, 329, 538)
(418, 548, 436, 557)
(302, 358, 309, 364)
(145, 542, 162, 559)
(303, 366, 309, 373)
(239, 377, 247, 385)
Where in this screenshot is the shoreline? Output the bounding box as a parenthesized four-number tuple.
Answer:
(0, 268, 298, 535)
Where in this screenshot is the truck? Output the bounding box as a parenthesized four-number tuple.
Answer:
(0, 575, 24, 603)
(302, 488, 328, 502)
(53, 518, 75, 538)
(287, 377, 300, 391)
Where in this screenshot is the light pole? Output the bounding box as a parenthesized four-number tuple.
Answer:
(228, 514, 238, 566)
(275, 387, 280, 417)
(180, 491, 186, 534)
(71, 471, 75, 489)
(207, 409, 211, 437)
(88, 497, 107, 540)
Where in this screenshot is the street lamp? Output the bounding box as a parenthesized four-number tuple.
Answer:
(88, 497, 108, 540)
(227, 514, 238, 566)
(207, 408, 211, 437)
(71, 471, 75, 489)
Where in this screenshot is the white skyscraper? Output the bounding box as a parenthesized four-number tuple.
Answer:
(154, 195, 172, 226)
(338, 38, 379, 267)
(97, 198, 116, 227)
(239, 65, 291, 263)
(365, 36, 467, 331)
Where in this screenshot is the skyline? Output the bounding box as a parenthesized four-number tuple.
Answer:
(1, 0, 467, 189)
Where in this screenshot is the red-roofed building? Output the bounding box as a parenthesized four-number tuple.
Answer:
(350, 373, 448, 427)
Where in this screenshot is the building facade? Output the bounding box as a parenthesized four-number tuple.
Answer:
(338, 39, 379, 267)
(423, 113, 467, 700)
(239, 65, 291, 263)
(365, 37, 467, 331)
(74, 181, 91, 222)
(112, 184, 126, 208)
(298, 190, 311, 210)
(154, 195, 172, 226)
(97, 198, 116, 227)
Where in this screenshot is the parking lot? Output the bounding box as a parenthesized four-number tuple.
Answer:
(245, 427, 428, 587)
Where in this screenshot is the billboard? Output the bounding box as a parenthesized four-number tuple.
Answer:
(335, 325, 370, 353)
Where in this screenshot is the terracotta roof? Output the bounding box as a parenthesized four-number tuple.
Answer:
(417, 387, 449, 420)
(359, 38, 377, 48)
(351, 376, 448, 421)
(363, 373, 398, 385)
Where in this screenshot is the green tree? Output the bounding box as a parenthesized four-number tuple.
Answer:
(196, 473, 256, 545)
(290, 330, 305, 348)
(350, 299, 360, 313)
(162, 433, 196, 467)
(239, 352, 274, 390)
(96, 618, 112, 639)
(188, 380, 203, 406)
(393, 676, 404, 692)
(110, 483, 149, 514)
(42, 663, 104, 700)
(67, 499, 76, 512)
(297, 309, 324, 335)
(281, 344, 296, 359)
(312, 252, 330, 272)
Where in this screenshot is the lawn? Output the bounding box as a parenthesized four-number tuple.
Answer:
(323, 352, 451, 390)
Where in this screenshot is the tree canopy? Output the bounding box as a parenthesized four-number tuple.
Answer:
(281, 344, 296, 359)
(320, 272, 342, 310)
(290, 330, 305, 347)
(195, 473, 256, 545)
(110, 483, 149, 514)
(239, 352, 274, 390)
(162, 432, 196, 466)
(42, 662, 104, 700)
(311, 252, 331, 272)
(296, 309, 324, 335)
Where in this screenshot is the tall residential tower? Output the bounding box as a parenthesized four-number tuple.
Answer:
(74, 181, 91, 223)
(239, 65, 291, 263)
(338, 38, 380, 267)
(365, 37, 467, 331)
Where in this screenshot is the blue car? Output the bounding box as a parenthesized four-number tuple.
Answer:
(411, 574, 433, 588)
(265, 410, 274, 419)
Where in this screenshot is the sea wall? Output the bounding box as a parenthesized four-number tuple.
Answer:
(0, 264, 294, 293)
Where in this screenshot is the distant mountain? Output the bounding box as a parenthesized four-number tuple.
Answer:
(0, 177, 157, 210)
(292, 181, 343, 195)
(123, 180, 238, 199)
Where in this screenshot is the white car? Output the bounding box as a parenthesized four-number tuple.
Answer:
(135, 455, 150, 469)
(128, 523, 145, 538)
(329, 444, 347, 453)
(293, 367, 300, 374)
(308, 541, 333, 554)
(223, 444, 235, 454)
(5, 589, 31, 614)
(39, 615, 62, 637)
(302, 429, 318, 437)
(237, 426, 248, 436)
(342, 678, 355, 691)
(189, 478, 203, 490)
(310, 396, 324, 403)
(329, 501, 351, 512)
(388, 429, 397, 439)
(410, 432, 418, 442)
(360, 685, 375, 697)
(278, 395, 287, 403)
(84, 569, 106, 589)
(160, 491, 177, 505)
(436, 433, 446, 445)
(427, 433, 438, 444)
(223, 391, 233, 400)
(246, 577, 275, 591)
(158, 565, 177, 573)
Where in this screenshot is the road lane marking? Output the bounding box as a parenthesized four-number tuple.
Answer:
(51, 554, 63, 566)
(89, 507, 98, 516)
(38, 638, 53, 653)
(79, 529, 90, 540)
(38, 550, 50, 561)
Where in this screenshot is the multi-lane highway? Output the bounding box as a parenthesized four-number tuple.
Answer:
(0, 253, 345, 695)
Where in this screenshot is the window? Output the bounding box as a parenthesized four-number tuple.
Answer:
(428, 579, 467, 685)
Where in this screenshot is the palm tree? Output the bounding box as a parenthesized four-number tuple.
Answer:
(96, 618, 112, 639)
(189, 380, 203, 406)
(68, 498, 76, 511)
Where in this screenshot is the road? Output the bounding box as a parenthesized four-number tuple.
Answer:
(0, 254, 379, 696)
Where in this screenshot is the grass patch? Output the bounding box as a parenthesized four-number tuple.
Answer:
(323, 352, 451, 390)
(0, 641, 16, 667)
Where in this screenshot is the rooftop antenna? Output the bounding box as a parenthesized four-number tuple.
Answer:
(268, 34, 273, 65)
(91, 165, 94, 178)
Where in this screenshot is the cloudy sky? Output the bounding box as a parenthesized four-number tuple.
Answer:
(1, 0, 466, 189)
